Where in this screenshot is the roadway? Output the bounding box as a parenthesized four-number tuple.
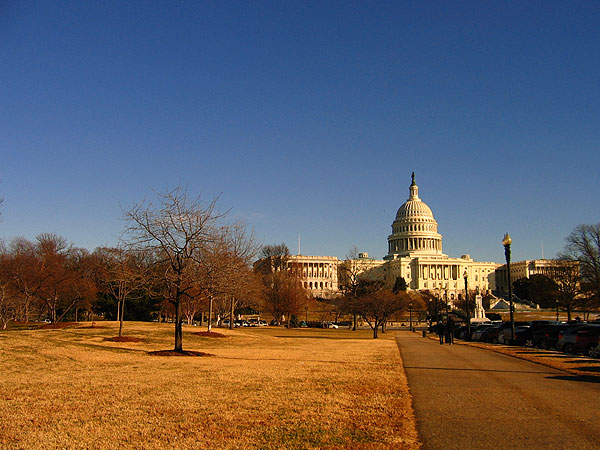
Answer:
(396, 330, 600, 450)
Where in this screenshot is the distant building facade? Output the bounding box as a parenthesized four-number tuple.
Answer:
(495, 259, 580, 292)
(286, 255, 341, 299)
(261, 173, 503, 304)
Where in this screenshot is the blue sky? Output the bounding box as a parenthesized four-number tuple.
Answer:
(1, 1, 599, 264)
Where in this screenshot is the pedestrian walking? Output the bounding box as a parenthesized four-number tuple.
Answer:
(437, 321, 444, 344)
(446, 318, 454, 345)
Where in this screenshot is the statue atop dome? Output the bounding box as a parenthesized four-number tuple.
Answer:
(411, 172, 416, 186)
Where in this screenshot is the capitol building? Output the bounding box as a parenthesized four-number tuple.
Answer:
(288, 173, 500, 303)
(381, 173, 499, 302)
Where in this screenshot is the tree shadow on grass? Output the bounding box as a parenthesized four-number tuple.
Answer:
(193, 331, 227, 338)
(104, 336, 145, 343)
(148, 350, 215, 357)
(274, 335, 374, 340)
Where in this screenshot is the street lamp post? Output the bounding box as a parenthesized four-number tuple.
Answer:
(409, 302, 413, 331)
(556, 299, 559, 322)
(464, 270, 471, 340)
(502, 233, 516, 343)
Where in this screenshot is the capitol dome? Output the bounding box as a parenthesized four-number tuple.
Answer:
(386, 173, 443, 258)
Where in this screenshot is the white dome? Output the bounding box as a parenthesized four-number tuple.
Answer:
(395, 197, 434, 220)
(386, 173, 443, 258)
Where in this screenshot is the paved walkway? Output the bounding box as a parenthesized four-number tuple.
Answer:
(396, 330, 600, 450)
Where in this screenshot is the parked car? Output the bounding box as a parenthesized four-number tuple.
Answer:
(575, 327, 600, 355)
(482, 324, 505, 343)
(532, 324, 569, 349)
(454, 325, 469, 340)
(471, 324, 494, 341)
(513, 321, 560, 346)
(557, 324, 600, 353)
(498, 322, 532, 345)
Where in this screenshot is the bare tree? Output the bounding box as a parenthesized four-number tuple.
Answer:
(194, 237, 235, 331)
(254, 242, 307, 326)
(95, 247, 147, 337)
(0, 266, 16, 329)
(220, 221, 259, 329)
(254, 243, 290, 274)
(34, 233, 76, 323)
(543, 260, 581, 321)
(2, 238, 40, 323)
(181, 287, 207, 325)
(561, 223, 600, 306)
(262, 270, 307, 326)
(124, 185, 224, 352)
(338, 247, 387, 331)
(353, 288, 409, 339)
(66, 248, 99, 323)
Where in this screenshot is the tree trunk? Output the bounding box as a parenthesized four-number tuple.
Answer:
(352, 313, 357, 331)
(373, 322, 379, 339)
(174, 295, 183, 352)
(118, 298, 125, 338)
(207, 296, 213, 332)
(229, 297, 234, 330)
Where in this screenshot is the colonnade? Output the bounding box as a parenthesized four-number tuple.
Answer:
(420, 263, 460, 281)
(288, 260, 339, 291)
(388, 237, 442, 253)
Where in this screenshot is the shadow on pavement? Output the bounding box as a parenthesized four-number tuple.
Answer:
(403, 365, 555, 375)
(546, 374, 600, 384)
(575, 366, 600, 373)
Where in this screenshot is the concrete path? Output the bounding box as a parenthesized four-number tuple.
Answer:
(396, 330, 600, 450)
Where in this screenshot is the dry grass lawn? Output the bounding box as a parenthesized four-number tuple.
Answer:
(0, 322, 419, 450)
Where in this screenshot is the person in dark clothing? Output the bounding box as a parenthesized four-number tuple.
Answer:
(446, 318, 454, 345)
(437, 321, 445, 344)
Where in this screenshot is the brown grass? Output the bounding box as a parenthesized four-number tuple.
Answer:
(0, 322, 419, 449)
(39, 322, 77, 329)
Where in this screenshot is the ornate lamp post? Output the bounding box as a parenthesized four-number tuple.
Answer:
(464, 270, 471, 340)
(409, 302, 413, 331)
(502, 233, 515, 343)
